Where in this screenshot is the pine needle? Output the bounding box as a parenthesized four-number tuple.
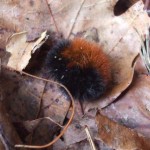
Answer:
(135, 28, 150, 74)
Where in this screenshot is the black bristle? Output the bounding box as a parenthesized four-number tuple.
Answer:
(45, 39, 107, 101)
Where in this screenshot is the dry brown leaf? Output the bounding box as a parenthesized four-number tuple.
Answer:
(0, 102, 22, 149)
(135, 55, 148, 74)
(1, 67, 72, 147)
(64, 110, 98, 146)
(1, 68, 40, 121)
(2, 0, 150, 109)
(41, 83, 70, 124)
(53, 138, 112, 150)
(64, 121, 87, 146)
(96, 111, 150, 150)
(1, 67, 70, 123)
(102, 74, 150, 138)
(6, 31, 48, 71)
(1, 0, 150, 148)
(76, 0, 150, 110)
(49, 0, 149, 38)
(25, 119, 61, 146)
(0, 0, 56, 49)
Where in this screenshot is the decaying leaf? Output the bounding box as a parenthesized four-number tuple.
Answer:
(96, 111, 150, 150)
(1, 67, 72, 147)
(0, 102, 22, 149)
(1, 0, 150, 149)
(24, 119, 61, 146)
(0, 0, 57, 49)
(64, 110, 98, 146)
(102, 74, 150, 138)
(79, 0, 150, 110)
(1, 68, 40, 121)
(1, 67, 71, 122)
(135, 56, 148, 74)
(3, 0, 150, 110)
(6, 31, 48, 71)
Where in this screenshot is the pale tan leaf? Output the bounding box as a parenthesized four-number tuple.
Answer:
(6, 31, 48, 71)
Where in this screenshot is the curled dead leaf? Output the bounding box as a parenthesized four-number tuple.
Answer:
(6, 31, 48, 71)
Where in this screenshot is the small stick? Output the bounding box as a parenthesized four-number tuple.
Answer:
(0, 134, 9, 150)
(84, 125, 97, 150)
(1, 65, 75, 149)
(45, 0, 59, 34)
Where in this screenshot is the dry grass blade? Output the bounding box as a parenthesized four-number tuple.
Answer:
(135, 28, 150, 74)
(0, 134, 9, 150)
(84, 125, 97, 150)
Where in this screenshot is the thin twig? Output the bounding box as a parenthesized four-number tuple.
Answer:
(24, 116, 63, 129)
(1, 65, 75, 149)
(45, 0, 59, 34)
(35, 80, 49, 118)
(0, 134, 9, 150)
(67, 0, 85, 39)
(134, 27, 150, 74)
(85, 125, 97, 150)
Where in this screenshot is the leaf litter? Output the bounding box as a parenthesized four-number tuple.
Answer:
(1, 0, 150, 149)
(1, 66, 74, 149)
